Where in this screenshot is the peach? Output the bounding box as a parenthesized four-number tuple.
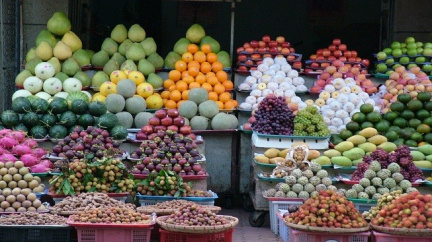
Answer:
(416, 84, 425, 92)
(383, 108, 389, 113)
(350, 67, 360, 75)
(389, 88, 398, 95)
(339, 66, 349, 73)
(333, 72, 343, 78)
(420, 79, 431, 85)
(321, 72, 331, 80)
(316, 79, 326, 87)
(405, 85, 415, 92)
(398, 90, 404, 94)
(383, 93, 393, 100)
(391, 95, 398, 102)
(389, 72, 400, 80)
(321, 62, 330, 68)
(362, 79, 373, 87)
(396, 84, 404, 90)
(366, 86, 377, 94)
(410, 66, 421, 74)
(395, 66, 406, 74)
(426, 85, 432, 92)
(332, 60, 343, 67)
(288, 102, 298, 111)
(385, 80, 393, 86)
(410, 91, 418, 98)
(417, 72, 428, 79)
(325, 66, 337, 74)
(382, 99, 389, 105)
(357, 74, 367, 81)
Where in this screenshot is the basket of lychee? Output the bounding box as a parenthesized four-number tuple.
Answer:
(156, 204, 238, 233)
(370, 191, 432, 236)
(284, 190, 370, 233)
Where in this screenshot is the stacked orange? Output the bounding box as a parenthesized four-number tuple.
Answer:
(161, 44, 237, 110)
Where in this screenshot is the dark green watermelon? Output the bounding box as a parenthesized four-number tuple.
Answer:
(31, 98, 49, 114)
(12, 97, 32, 113)
(78, 114, 95, 128)
(1, 110, 20, 127)
(49, 124, 68, 139)
(49, 98, 68, 114)
(89, 101, 107, 117)
(13, 123, 28, 133)
(59, 111, 77, 127)
(22, 112, 40, 128)
(70, 99, 89, 115)
(40, 113, 58, 127)
(110, 125, 128, 140)
(97, 113, 118, 129)
(30, 125, 48, 139)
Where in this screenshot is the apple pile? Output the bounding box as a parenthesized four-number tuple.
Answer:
(285, 190, 368, 228)
(371, 191, 432, 229)
(236, 35, 302, 72)
(135, 109, 193, 141)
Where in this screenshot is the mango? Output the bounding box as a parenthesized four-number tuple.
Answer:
(331, 156, 352, 167)
(342, 148, 365, 161)
(378, 142, 397, 152)
(426, 155, 432, 162)
(254, 155, 269, 164)
(418, 145, 432, 155)
(334, 141, 354, 153)
(269, 157, 285, 164)
(314, 156, 331, 165)
(368, 135, 387, 145)
(346, 135, 366, 146)
(359, 127, 378, 138)
(278, 149, 290, 158)
(358, 142, 377, 153)
(323, 149, 341, 158)
(411, 151, 425, 161)
(264, 148, 280, 158)
(308, 150, 320, 160)
(413, 160, 432, 169)
(352, 159, 363, 166)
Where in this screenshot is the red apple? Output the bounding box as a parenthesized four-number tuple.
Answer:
(173, 117, 185, 127)
(281, 48, 290, 54)
(269, 40, 278, 47)
(317, 49, 324, 56)
(328, 56, 336, 61)
(167, 125, 179, 132)
(141, 125, 154, 134)
(258, 47, 267, 53)
(317, 56, 325, 61)
(348, 57, 356, 62)
(289, 47, 295, 53)
(244, 47, 254, 53)
(293, 62, 302, 69)
(245, 60, 254, 65)
(149, 117, 160, 126)
(155, 109, 167, 119)
(236, 47, 244, 54)
(180, 125, 192, 135)
(338, 44, 347, 51)
(333, 50, 342, 58)
(256, 60, 263, 65)
(238, 66, 248, 71)
(258, 41, 266, 47)
(311, 62, 320, 68)
(328, 45, 336, 52)
(161, 117, 173, 126)
(351, 50, 357, 58)
(276, 36, 285, 44)
(243, 42, 250, 48)
(287, 55, 295, 61)
(262, 35, 271, 43)
(361, 59, 370, 67)
(243, 123, 252, 130)
(277, 46, 282, 52)
(250, 40, 258, 48)
(310, 54, 317, 60)
(322, 49, 331, 57)
(238, 55, 247, 62)
(154, 125, 167, 132)
(333, 39, 341, 45)
(343, 50, 352, 58)
(339, 56, 347, 62)
(251, 53, 261, 60)
(269, 47, 278, 53)
(282, 42, 290, 48)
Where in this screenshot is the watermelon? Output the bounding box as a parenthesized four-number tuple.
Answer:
(49, 124, 68, 139)
(59, 111, 77, 127)
(31, 98, 49, 114)
(40, 114, 58, 127)
(1, 110, 20, 128)
(27, 96, 39, 103)
(22, 112, 40, 128)
(97, 113, 118, 129)
(78, 114, 95, 128)
(70, 99, 88, 115)
(89, 101, 107, 117)
(13, 123, 28, 133)
(30, 125, 48, 139)
(110, 125, 128, 140)
(68, 125, 84, 134)
(66, 91, 90, 105)
(49, 98, 68, 114)
(12, 97, 32, 114)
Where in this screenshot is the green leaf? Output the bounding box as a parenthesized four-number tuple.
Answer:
(166, 170, 175, 176)
(88, 161, 103, 167)
(49, 175, 60, 185)
(86, 153, 94, 160)
(174, 190, 182, 198)
(88, 186, 97, 192)
(82, 173, 93, 186)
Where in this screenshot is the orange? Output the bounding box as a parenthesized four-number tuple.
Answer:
(206, 72, 216, 78)
(187, 44, 199, 54)
(201, 83, 213, 92)
(213, 83, 225, 94)
(182, 52, 193, 63)
(163, 99, 167, 106)
(200, 62, 212, 74)
(215, 101, 224, 110)
(181, 71, 190, 79)
(195, 74, 206, 84)
(183, 75, 194, 84)
(224, 100, 236, 110)
(165, 100, 177, 109)
(222, 80, 234, 90)
(219, 92, 231, 103)
(216, 71, 228, 82)
(168, 70, 181, 82)
(175, 60, 187, 72)
(169, 90, 182, 102)
(188, 60, 200, 69)
(212, 61, 223, 72)
(188, 66, 200, 77)
(189, 82, 200, 89)
(161, 90, 170, 99)
(231, 100, 238, 107)
(206, 53, 218, 63)
(194, 51, 206, 63)
(201, 44, 212, 54)
(177, 100, 185, 109)
(176, 81, 188, 92)
(207, 76, 219, 86)
(181, 90, 189, 100)
(168, 85, 176, 92)
(208, 91, 218, 101)
(163, 79, 175, 89)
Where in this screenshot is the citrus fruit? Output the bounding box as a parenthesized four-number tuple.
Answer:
(360, 103, 374, 114)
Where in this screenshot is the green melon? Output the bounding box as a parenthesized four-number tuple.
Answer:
(22, 112, 40, 128)
(198, 100, 219, 119)
(190, 116, 209, 130)
(97, 113, 118, 129)
(188, 88, 208, 105)
(59, 111, 77, 127)
(134, 112, 154, 128)
(115, 112, 133, 129)
(49, 98, 68, 114)
(179, 101, 198, 119)
(40, 113, 57, 127)
(105, 94, 125, 113)
(70, 99, 88, 115)
(13, 124, 28, 133)
(211, 113, 231, 130)
(30, 98, 49, 114)
(227, 114, 238, 129)
(125, 96, 146, 115)
(88, 101, 107, 117)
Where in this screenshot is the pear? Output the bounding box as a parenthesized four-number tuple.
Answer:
(186, 23, 205, 43)
(103, 59, 119, 76)
(101, 38, 118, 56)
(147, 53, 164, 69)
(111, 52, 126, 66)
(85, 49, 95, 59)
(111, 24, 128, 43)
(164, 51, 181, 69)
(53, 41, 72, 60)
(62, 58, 80, 76)
(126, 43, 145, 61)
(35, 29, 57, 48)
(15, 70, 32, 88)
(147, 73, 163, 89)
(91, 50, 109, 67)
(72, 49, 90, 66)
(120, 60, 137, 71)
(128, 24, 146, 42)
(25, 48, 37, 62)
(140, 37, 157, 56)
(91, 71, 109, 88)
(35, 41, 53, 61)
(62, 31, 82, 52)
(74, 71, 91, 87)
(47, 57, 61, 74)
(47, 12, 71, 35)
(25, 58, 42, 75)
(54, 72, 69, 82)
(138, 59, 155, 76)
(118, 39, 133, 56)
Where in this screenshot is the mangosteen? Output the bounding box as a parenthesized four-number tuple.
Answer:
(68, 140, 76, 146)
(157, 151, 165, 159)
(197, 170, 206, 175)
(90, 146, 99, 153)
(170, 158, 177, 165)
(161, 146, 169, 153)
(178, 146, 187, 155)
(163, 135, 172, 144)
(105, 143, 113, 149)
(131, 168, 141, 174)
(136, 149, 143, 156)
(140, 141, 148, 148)
(186, 171, 195, 176)
(192, 163, 202, 172)
(142, 157, 151, 165)
(189, 149, 199, 157)
(166, 152, 173, 159)
(65, 150, 74, 159)
(173, 137, 182, 143)
(141, 169, 150, 175)
(169, 146, 178, 153)
(135, 163, 145, 171)
(183, 153, 191, 160)
(155, 164, 163, 172)
(52, 145, 62, 154)
(146, 163, 155, 171)
(173, 164, 182, 173)
(90, 130, 99, 137)
(150, 170, 158, 175)
(153, 137, 162, 143)
(112, 140, 120, 148)
(144, 147, 153, 155)
(76, 152, 84, 159)
(152, 158, 160, 165)
(130, 153, 139, 159)
(64, 136, 72, 143)
(188, 158, 196, 165)
(161, 159, 169, 165)
(178, 158, 187, 166)
(173, 152, 182, 160)
(185, 143, 193, 151)
(183, 163, 192, 172)
(179, 170, 186, 176)
(163, 164, 172, 171)
(149, 142, 157, 149)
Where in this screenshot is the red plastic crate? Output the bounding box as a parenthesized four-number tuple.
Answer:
(76, 227, 152, 242)
(373, 231, 432, 242)
(159, 228, 233, 242)
(290, 229, 370, 242)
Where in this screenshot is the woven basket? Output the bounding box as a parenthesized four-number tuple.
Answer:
(49, 210, 77, 216)
(371, 224, 432, 236)
(156, 215, 238, 234)
(285, 221, 370, 233)
(137, 205, 221, 215)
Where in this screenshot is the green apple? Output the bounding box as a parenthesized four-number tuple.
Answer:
(415, 56, 426, 63)
(401, 43, 407, 48)
(392, 49, 403, 57)
(393, 64, 402, 70)
(405, 37, 415, 44)
(385, 58, 395, 65)
(416, 42, 424, 48)
(376, 51, 387, 60)
(422, 64, 432, 72)
(383, 48, 393, 55)
(407, 42, 417, 49)
(407, 63, 418, 69)
(424, 42, 432, 49)
(423, 48, 432, 56)
(402, 48, 408, 54)
(376, 63, 388, 73)
(417, 48, 423, 54)
(385, 70, 394, 75)
(407, 49, 417, 57)
(400, 56, 410, 64)
(391, 41, 401, 49)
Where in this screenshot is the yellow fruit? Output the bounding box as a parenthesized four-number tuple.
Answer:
(99, 82, 117, 96)
(110, 70, 128, 84)
(146, 94, 163, 109)
(92, 93, 106, 103)
(128, 71, 145, 85)
(136, 83, 154, 98)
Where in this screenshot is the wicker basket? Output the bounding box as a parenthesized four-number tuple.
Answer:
(156, 215, 238, 234)
(371, 224, 432, 237)
(137, 205, 221, 215)
(284, 221, 370, 233)
(49, 210, 77, 216)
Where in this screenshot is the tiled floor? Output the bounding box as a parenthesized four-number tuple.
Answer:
(219, 209, 283, 242)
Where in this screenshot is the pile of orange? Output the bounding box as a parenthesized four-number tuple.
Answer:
(161, 44, 237, 110)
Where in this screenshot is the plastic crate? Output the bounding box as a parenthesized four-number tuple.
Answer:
(76, 227, 152, 242)
(290, 229, 370, 242)
(373, 231, 432, 242)
(348, 199, 377, 214)
(277, 212, 290, 242)
(137, 192, 217, 207)
(0, 225, 72, 242)
(252, 132, 329, 149)
(159, 228, 233, 242)
(269, 200, 303, 235)
(50, 193, 128, 204)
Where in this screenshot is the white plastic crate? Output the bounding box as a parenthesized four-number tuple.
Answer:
(353, 202, 376, 214)
(277, 212, 290, 242)
(252, 132, 329, 149)
(269, 200, 303, 235)
(139, 198, 215, 207)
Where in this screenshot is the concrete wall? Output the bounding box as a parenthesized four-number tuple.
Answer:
(393, 0, 432, 42)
